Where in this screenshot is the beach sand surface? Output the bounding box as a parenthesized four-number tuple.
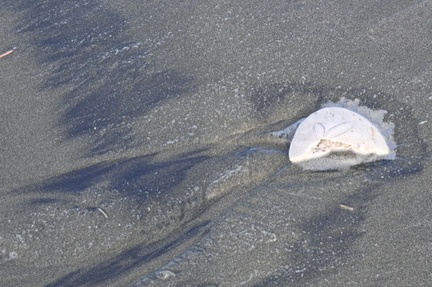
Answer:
(1, 1, 431, 286)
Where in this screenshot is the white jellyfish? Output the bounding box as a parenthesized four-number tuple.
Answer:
(274, 98, 396, 170)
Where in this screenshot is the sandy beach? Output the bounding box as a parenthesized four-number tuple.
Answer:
(1, 1, 431, 286)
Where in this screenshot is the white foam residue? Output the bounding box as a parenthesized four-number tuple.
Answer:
(155, 270, 175, 280)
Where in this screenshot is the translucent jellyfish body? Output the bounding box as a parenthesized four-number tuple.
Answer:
(287, 98, 396, 170)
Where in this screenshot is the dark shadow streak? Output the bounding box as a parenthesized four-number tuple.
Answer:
(19, 149, 210, 204)
(6, 0, 196, 156)
(45, 220, 211, 287)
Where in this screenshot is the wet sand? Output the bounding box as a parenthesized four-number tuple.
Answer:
(1, 1, 432, 286)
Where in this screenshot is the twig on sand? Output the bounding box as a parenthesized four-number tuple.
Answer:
(339, 204, 354, 212)
(97, 207, 109, 219)
(0, 49, 14, 59)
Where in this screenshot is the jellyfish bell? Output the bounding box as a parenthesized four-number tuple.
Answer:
(287, 100, 396, 171)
